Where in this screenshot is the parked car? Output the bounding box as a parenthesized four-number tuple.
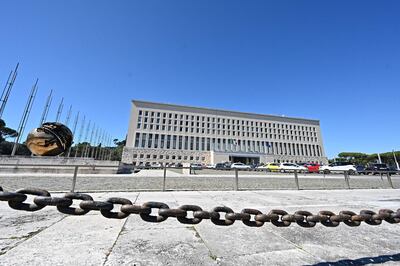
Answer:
(190, 163, 203, 170)
(144, 162, 151, 169)
(266, 163, 280, 172)
(231, 162, 251, 169)
(205, 164, 215, 169)
(363, 163, 391, 175)
(152, 162, 163, 168)
(215, 162, 231, 170)
(256, 164, 269, 171)
(278, 163, 308, 173)
(319, 162, 357, 175)
(304, 163, 320, 173)
(356, 165, 366, 175)
(388, 166, 400, 175)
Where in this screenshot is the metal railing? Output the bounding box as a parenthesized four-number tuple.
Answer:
(0, 163, 398, 192)
(0, 163, 119, 192)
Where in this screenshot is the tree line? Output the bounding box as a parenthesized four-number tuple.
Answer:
(330, 151, 400, 166)
(0, 119, 124, 160)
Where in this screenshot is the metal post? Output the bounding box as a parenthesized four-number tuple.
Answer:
(387, 173, 394, 189)
(67, 111, 79, 157)
(55, 97, 64, 122)
(11, 79, 39, 156)
(71, 166, 79, 192)
(0, 63, 19, 119)
(39, 89, 53, 126)
(344, 171, 350, 189)
(64, 105, 72, 126)
(294, 170, 299, 190)
(234, 169, 239, 191)
(163, 166, 167, 191)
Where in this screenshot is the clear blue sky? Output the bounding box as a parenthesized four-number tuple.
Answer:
(0, 0, 399, 158)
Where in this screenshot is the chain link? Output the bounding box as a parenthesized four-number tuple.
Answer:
(1, 187, 400, 228)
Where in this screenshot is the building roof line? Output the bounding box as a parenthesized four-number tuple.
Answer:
(131, 99, 320, 125)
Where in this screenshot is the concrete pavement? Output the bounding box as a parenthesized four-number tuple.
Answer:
(0, 189, 400, 265)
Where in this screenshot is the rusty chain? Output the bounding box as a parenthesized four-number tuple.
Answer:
(1, 187, 399, 228)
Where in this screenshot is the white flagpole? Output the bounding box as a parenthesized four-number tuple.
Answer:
(393, 150, 399, 170)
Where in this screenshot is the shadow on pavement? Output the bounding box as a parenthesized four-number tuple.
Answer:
(305, 253, 400, 266)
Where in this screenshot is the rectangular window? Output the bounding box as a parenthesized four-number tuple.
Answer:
(184, 136, 188, 150)
(172, 135, 177, 149)
(160, 135, 165, 149)
(178, 136, 183, 149)
(141, 133, 147, 148)
(201, 137, 205, 151)
(134, 133, 140, 148)
(154, 134, 159, 149)
(196, 137, 200, 151)
(190, 137, 194, 150)
(166, 135, 171, 149)
(147, 134, 153, 148)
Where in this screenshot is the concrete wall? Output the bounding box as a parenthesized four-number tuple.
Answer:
(0, 156, 120, 174)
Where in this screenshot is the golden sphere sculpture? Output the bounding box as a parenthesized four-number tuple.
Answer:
(26, 122, 73, 156)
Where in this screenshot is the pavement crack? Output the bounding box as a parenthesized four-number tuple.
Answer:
(102, 193, 139, 266)
(102, 218, 129, 266)
(187, 226, 220, 264)
(0, 215, 67, 256)
(264, 227, 322, 262)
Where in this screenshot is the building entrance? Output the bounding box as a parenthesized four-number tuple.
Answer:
(229, 156, 260, 165)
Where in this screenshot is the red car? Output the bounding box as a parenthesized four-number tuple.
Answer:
(304, 163, 320, 173)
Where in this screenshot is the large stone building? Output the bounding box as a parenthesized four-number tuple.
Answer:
(122, 100, 328, 166)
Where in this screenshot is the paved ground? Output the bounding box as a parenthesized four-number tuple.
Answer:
(0, 189, 400, 265)
(0, 170, 398, 192)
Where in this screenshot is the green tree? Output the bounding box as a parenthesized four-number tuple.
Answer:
(0, 119, 18, 142)
(110, 138, 126, 161)
(333, 151, 400, 167)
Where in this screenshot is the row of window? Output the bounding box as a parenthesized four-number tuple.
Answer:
(133, 153, 205, 161)
(133, 133, 322, 157)
(137, 124, 318, 142)
(137, 109, 317, 131)
(132, 159, 324, 166)
(138, 117, 316, 134)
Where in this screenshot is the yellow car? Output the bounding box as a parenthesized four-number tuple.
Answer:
(266, 163, 280, 172)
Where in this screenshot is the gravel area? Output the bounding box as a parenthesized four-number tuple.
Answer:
(0, 170, 398, 192)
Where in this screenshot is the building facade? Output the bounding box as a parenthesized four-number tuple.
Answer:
(122, 100, 328, 166)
